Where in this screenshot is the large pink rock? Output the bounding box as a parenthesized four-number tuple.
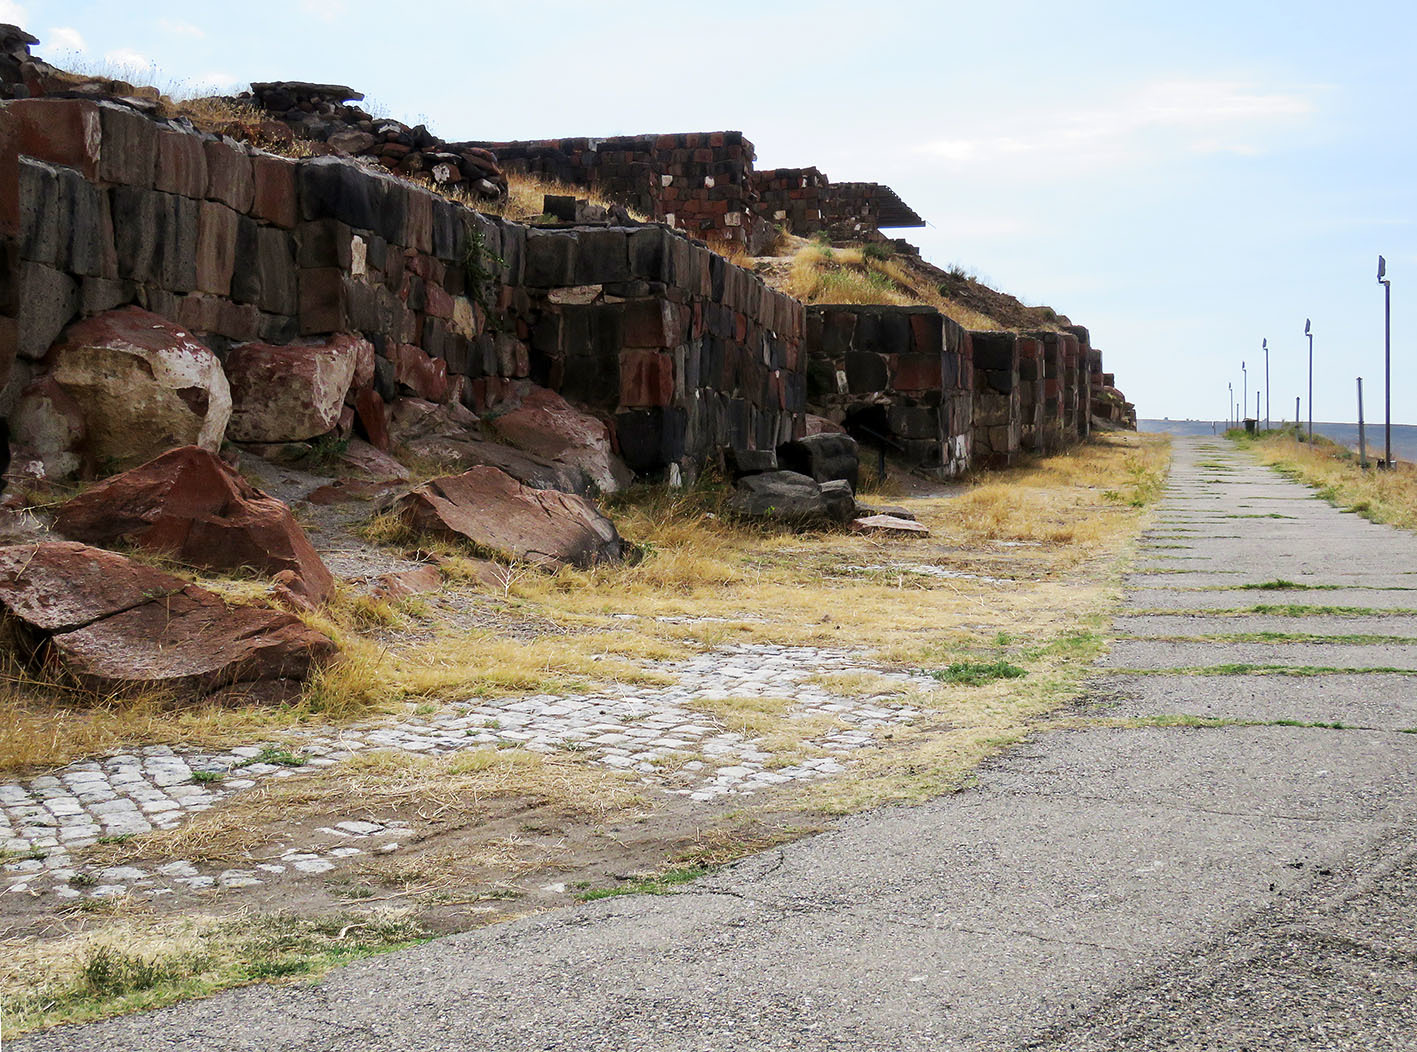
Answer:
(31, 307, 232, 474)
(225, 332, 369, 442)
(484, 384, 632, 495)
(0, 541, 336, 701)
(392, 465, 624, 570)
(53, 446, 335, 605)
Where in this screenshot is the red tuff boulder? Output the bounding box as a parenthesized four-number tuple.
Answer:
(28, 307, 232, 475)
(0, 542, 336, 702)
(53, 446, 335, 605)
(484, 384, 632, 495)
(225, 332, 369, 442)
(392, 465, 624, 570)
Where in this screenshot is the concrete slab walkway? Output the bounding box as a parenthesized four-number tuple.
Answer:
(17, 436, 1417, 1050)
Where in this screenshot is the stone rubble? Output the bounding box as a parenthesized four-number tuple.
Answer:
(1, 643, 928, 904)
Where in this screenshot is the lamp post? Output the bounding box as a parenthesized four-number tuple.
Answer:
(1228, 381, 1234, 428)
(1378, 255, 1391, 468)
(1242, 361, 1248, 426)
(1263, 339, 1270, 431)
(1305, 319, 1313, 444)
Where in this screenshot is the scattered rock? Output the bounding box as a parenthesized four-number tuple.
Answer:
(803, 414, 847, 436)
(11, 376, 84, 479)
(723, 447, 778, 480)
(225, 333, 368, 442)
(850, 514, 930, 537)
(484, 385, 632, 495)
(52, 446, 335, 605)
(30, 307, 231, 475)
(729, 470, 854, 526)
(389, 398, 588, 495)
(777, 433, 860, 492)
(392, 465, 624, 570)
(371, 564, 443, 601)
(0, 541, 336, 700)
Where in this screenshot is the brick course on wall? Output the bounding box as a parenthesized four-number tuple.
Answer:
(805, 304, 972, 478)
(1, 97, 805, 482)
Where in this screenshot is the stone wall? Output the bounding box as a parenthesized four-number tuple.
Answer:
(467, 132, 772, 253)
(750, 170, 925, 240)
(1, 97, 804, 481)
(804, 305, 972, 478)
(971, 332, 1020, 468)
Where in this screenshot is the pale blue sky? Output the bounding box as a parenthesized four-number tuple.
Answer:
(10, 0, 1416, 423)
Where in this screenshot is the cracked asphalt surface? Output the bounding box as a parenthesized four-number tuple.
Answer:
(16, 436, 1417, 1050)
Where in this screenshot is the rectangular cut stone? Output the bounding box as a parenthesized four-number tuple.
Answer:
(4, 98, 101, 181)
(195, 201, 239, 296)
(203, 139, 255, 212)
(250, 153, 298, 228)
(154, 129, 207, 198)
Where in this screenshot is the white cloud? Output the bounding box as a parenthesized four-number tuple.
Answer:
(103, 47, 154, 72)
(191, 71, 240, 92)
(0, 1, 28, 28)
(157, 18, 206, 38)
(919, 79, 1317, 170)
(45, 25, 85, 52)
(298, 0, 348, 21)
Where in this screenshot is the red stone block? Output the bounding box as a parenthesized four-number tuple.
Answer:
(203, 139, 254, 212)
(6, 98, 101, 180)
(391, 342, 449, 402)
(424, 281, 453, 319)
(619, 349, 675, 407)
(891, 353, 944, 393)
(623, 299, 672, 348)
(251, 154, 298, 229)
(154, 129, 207, 198)
(354, 385, 390, 450)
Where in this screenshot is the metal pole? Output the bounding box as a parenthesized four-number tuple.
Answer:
(1256, 391, 1260, 423)
(1385, 278, 1392, 468)
(1242, 361, 1248, 423)
(1358, 377, 1368, 468)
(1295, 396, 1300, 435)
(1306, 321, 1313, 445)
(1264, 340, 1270, 430)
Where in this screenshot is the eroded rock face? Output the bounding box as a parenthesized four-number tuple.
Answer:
(388, 398, 588, 495)
(31, 307, 231, 474)
(53, 446, 334, 605)
(225, 332, 368, 442)
(0, 541, 336, 701)
(11, 376, 85, 479)
(484, 385, 632, 495)
(393, 465, 623, 570)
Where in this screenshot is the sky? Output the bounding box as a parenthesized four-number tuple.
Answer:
(8, 0, 1416, 424)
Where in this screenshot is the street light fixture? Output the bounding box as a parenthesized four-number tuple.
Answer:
(1305, 319, 1313, 444)
(1263, 338, 1270, 431)
(1378, 255, 1391, 468)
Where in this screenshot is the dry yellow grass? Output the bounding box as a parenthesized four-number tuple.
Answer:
(470, 172, 650, 224)
(1242, 431, 1417, 531)
(783, 243, 1000, 330)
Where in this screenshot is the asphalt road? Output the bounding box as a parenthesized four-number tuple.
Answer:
(17, 436, 1417, 1050)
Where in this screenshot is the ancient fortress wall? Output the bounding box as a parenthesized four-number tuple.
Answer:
(805, 305, 973, 478)
(1, 98, 804, 481)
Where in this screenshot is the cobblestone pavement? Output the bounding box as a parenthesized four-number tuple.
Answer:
(1, 644, 927, 905)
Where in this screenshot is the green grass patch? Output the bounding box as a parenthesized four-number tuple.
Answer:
(927, 660, 1028, 686)
(576, 865, 712, 902)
